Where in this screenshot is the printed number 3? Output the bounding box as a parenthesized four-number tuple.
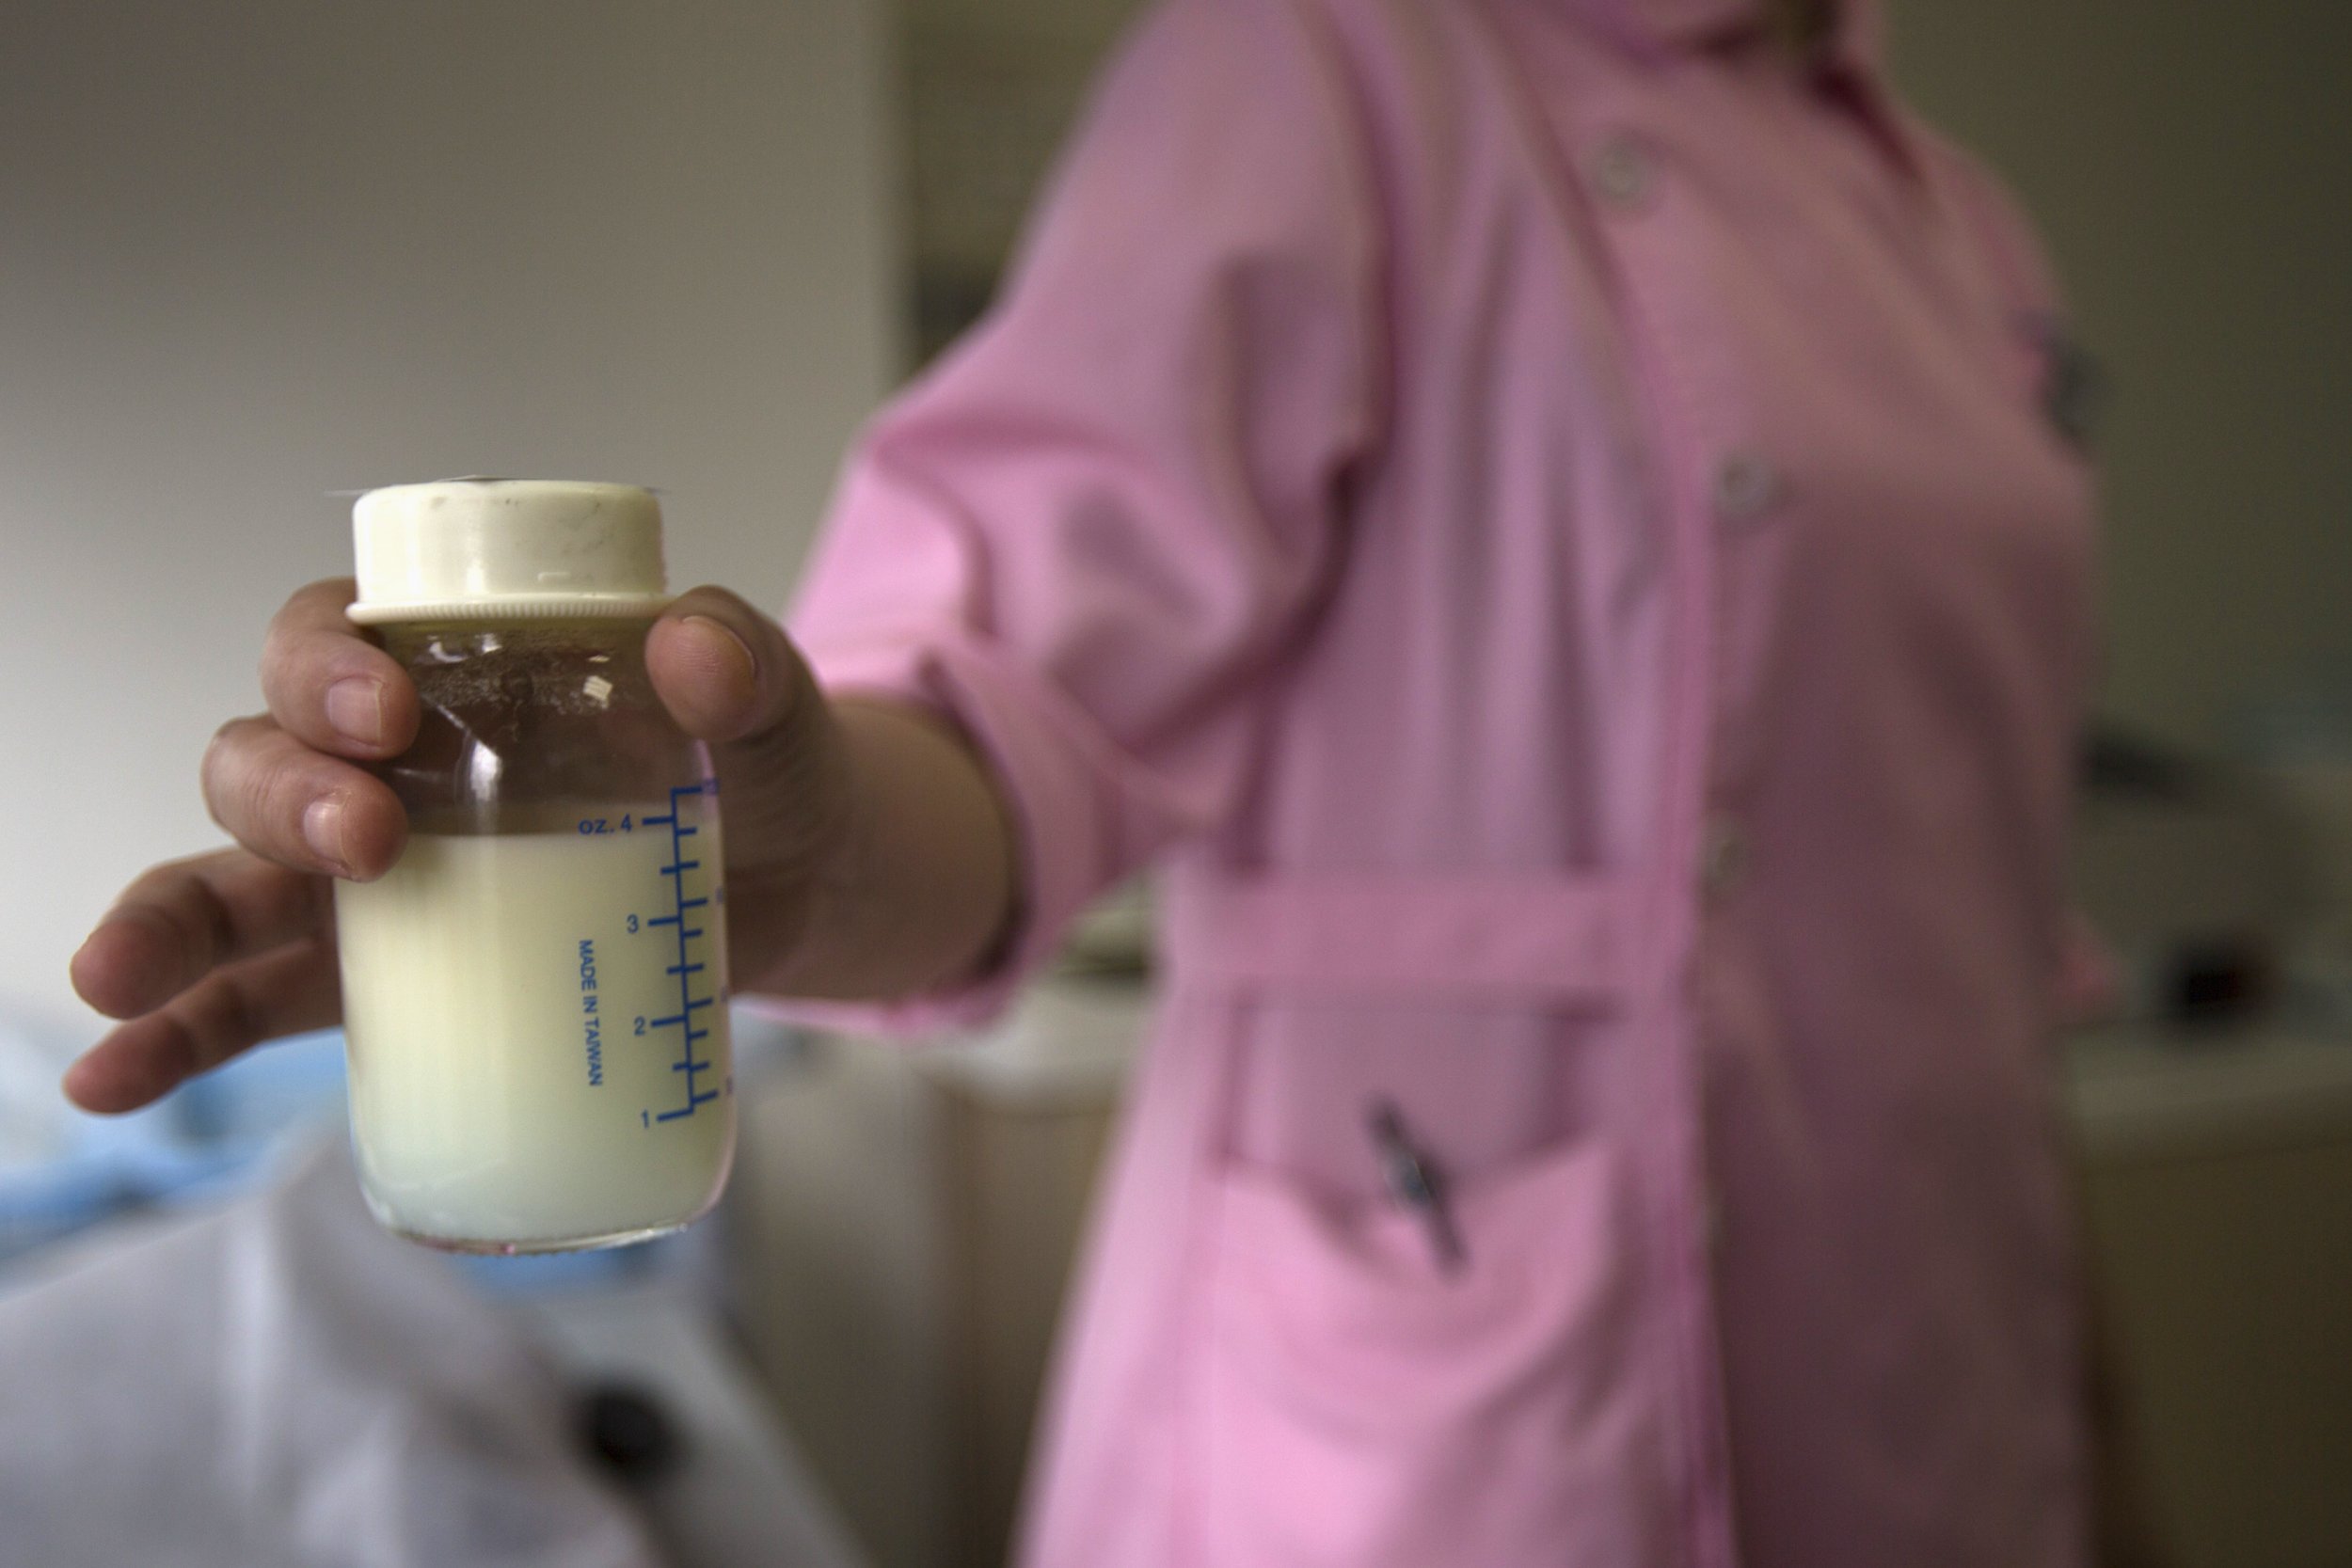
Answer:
(627, 913, 640, 933)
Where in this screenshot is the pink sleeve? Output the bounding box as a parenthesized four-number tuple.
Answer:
(773, 0, 1380, 1032)
(1917, 130, 2069, 320)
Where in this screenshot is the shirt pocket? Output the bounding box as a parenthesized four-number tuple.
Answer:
(1194, 1132, 1669, 1566)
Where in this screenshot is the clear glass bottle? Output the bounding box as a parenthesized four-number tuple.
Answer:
(335, 480, 733, 1252)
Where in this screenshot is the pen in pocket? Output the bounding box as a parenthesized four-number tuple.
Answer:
(1366, 1096, 1466, 1274)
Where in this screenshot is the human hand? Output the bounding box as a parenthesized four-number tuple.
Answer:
(65, 578, 867, 1112)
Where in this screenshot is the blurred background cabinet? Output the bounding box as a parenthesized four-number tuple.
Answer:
(2070, 1029, 2352, 1568)
(728, 943, 1144, 1568)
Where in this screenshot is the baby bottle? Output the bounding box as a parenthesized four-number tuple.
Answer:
(334, 479, 734, 1252)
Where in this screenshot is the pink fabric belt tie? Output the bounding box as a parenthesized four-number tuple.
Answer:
(1160, 871, 1643, 1005)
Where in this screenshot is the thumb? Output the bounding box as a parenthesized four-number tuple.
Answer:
(644, 587, 820, 748)
(645, 589, 854, 884)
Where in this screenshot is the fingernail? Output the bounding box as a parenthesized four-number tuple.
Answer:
(325, 677, 385, 747)
(682, 614, 759, 694)
(303, 797, 350, 873)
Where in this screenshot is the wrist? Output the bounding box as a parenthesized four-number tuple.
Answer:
(744, 692, 1019, 1002)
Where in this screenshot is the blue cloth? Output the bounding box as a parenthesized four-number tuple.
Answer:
(0, 1028, 350, 1265)
(1, 1022, 693, 1288)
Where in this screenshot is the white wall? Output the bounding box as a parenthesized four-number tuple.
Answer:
(0, 1, 903, 1029)
(1892, 2, 2352, 749)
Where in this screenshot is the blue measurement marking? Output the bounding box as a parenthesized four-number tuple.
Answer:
(644, 781, 723, 1124)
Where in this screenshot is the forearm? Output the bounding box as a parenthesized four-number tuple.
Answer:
(733, 696, 1021, 1003)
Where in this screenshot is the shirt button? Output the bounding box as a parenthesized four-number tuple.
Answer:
(1711, 450, 1785, 526)
(1587, 134, 1658, 212)
(1701, 816, 1749, 899)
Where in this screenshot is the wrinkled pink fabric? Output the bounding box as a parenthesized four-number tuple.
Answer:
(782, 0, 2098, 1562)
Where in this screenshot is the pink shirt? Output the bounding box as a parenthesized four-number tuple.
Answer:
(786, 0, 2098, 1561)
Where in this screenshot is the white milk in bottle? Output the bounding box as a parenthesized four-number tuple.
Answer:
(335, 480, 734, 1251)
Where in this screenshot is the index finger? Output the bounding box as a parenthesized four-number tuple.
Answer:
(260, 578, 419, 760)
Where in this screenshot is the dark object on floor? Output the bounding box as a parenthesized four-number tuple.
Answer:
(578, 1382, 685, 1484)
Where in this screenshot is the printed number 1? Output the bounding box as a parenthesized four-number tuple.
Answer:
(642, 1111, 650, 1129)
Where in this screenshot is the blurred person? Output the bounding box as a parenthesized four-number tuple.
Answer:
(65, 0, 2106, 1562)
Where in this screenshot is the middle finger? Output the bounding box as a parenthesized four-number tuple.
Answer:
(201, 715, 407, 879)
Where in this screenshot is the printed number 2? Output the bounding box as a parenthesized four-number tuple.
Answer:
(634, 1016, 647, 1037)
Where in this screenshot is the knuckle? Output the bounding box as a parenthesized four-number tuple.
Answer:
(256, 626, 301, 698)
(262, 653, 326, 723)
(263, 580, 364, 676)
(144, 887, 222, 985)
(199, 720, 315, 847)
(199, 718, 250, 806)
(262, 595, 310, 657)
(118, 859, 187, 913)
(200, 717, 269, 789)
(204, 982, 262, 1069)
(243, 749, 302, 830)
(288, 577, 355, 619)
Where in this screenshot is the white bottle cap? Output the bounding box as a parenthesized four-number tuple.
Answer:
(347, 478, 670, 624)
